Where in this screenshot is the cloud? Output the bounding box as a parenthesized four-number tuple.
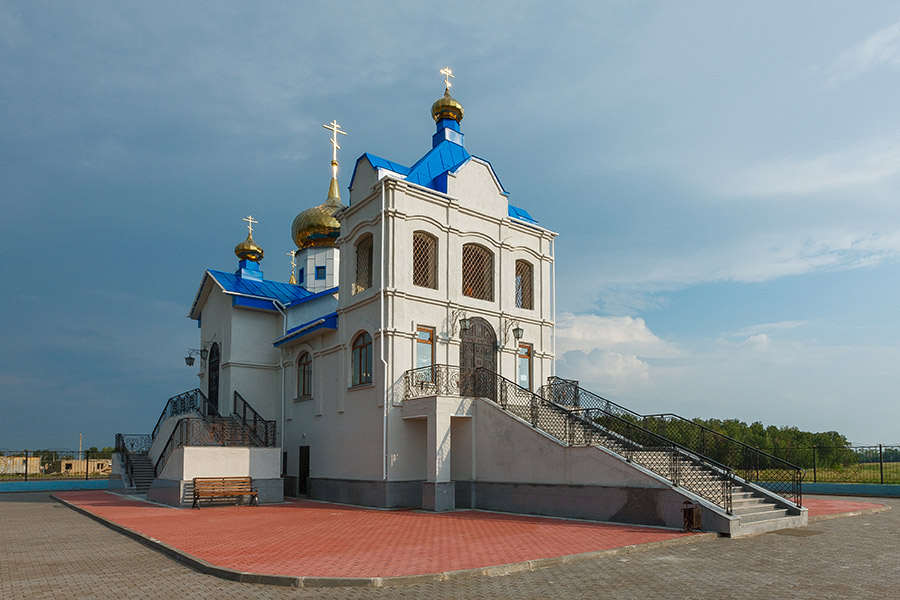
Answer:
(828, 20, 900, 84)
(726, 139, 900, 197)
(554, 312, 680, 358)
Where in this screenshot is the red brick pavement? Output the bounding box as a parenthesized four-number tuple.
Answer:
(802, 497, 886, 518)
(56, 491, 696, 578)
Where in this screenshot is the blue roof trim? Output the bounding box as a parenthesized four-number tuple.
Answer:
(508, 204, 539, 224)
(233, 295, 278, 312)
(274, 312, 338, 347)
(350, 153, 410, 194)
(208, 269, 313, 306)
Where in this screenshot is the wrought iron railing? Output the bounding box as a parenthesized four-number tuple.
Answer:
(233, 391, 277, 447)
(473, 368, 735, 513)
(151, 389, 219, 440)
(540, 376, 803, 506)
(0, 449, 114, 481)
(403, 365, 469, 398)
(115, 433, 152, 486)
(154, 417, 263, 476)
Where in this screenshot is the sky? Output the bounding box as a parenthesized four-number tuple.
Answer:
(1, 1, 898, 449)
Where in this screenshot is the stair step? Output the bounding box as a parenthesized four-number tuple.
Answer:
(737, 508, 789, 523)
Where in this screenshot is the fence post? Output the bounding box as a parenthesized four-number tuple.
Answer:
(85, 450, 90, 481)
(880, 444, 884, 485)
(812, 445, 817, 483)
(24, 449, 28, 481)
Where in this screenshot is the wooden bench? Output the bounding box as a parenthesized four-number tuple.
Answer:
(192, 476, 259, 509)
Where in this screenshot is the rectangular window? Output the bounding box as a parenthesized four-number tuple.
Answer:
(517, 343, 532, 391)
(315, 266, 326, 280)
(298, 268, 304, 284)
(415, 327, 435, 382)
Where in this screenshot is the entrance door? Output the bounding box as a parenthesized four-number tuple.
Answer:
(459, 317, 496, 397)
(207, 343, 220, 415)
(298, 446, 310, 495)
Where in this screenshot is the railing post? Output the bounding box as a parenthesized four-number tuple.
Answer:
(812, 446, 817, 483)
(85, 450, 89, 481)
(880, 444, 884, 485)
(23, 449, 28, 481)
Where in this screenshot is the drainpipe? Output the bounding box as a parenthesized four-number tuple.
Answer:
(551, 237, 556, 377)
(381, 181, 389, 482)
(274, 302, 288, 451)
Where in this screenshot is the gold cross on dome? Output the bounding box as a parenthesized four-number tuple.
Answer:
(285, 250, 296, 269)
(243, 215, 258, 235)
(322, 119, 347, 164)
(440, 67, 454, 89)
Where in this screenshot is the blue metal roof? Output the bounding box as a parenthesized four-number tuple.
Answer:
(508, 204, 539, 224)
(207, 270, 314, 305)
(404, 140, 471, 192)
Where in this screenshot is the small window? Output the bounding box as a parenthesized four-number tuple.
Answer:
(415, 327, 435, 382)
(298, 268, 304, 284)
(355, 235, 374, 293)
(413, 232, 438, 289)
(462, 243, 493, 301)
(515, 260, 534, 310)
(351, 332, 373, 386)
(517, 343, 532, 391)
(297, 352, 312, 398)
(315, 266, 326, 280)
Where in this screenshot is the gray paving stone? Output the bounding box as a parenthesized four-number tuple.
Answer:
(0, 492, 897, 599)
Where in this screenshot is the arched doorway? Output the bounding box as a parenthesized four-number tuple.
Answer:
(207, 343, 220, 415)
(459, 317, 496, 397)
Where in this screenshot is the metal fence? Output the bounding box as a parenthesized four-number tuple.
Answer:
(0, 450, 114, 481)
(769, 445, 900, 485)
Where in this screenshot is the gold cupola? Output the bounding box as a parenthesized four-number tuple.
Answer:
(431, 87, 464, 123)
(291, 168, 343, 250)
(235, 215, 264, 262)
(292, 120, 347, 251)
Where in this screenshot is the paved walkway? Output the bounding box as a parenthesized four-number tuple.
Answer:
(51, 491, 704, 579)
(1, 492, 895, 599)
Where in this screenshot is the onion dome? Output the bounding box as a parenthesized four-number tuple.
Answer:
(292, 169, 344, 250)
(234, 232, 264, 262)
(431, 88, 464, 123)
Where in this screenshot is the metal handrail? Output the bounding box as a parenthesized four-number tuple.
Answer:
(232, 391, 276, 447)
(115, 433, 152, 488)
(154, 417, 263, 476)
(151, 389, 219, 441)
(474, 368, 735, 513)
(541, 376, 803, 506)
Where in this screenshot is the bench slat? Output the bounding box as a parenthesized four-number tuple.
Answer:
(191, 476, 259, 509)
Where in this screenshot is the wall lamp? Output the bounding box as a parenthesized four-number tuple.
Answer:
(184, 347, 208, 367)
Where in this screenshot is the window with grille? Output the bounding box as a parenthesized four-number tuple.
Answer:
(462, 243, 493, 301)
(354, 235, 373, 294)
(351, 332, 373, 386)
(297, 352, 312, 398)
(412, 231, 438, 289)
(515, 260, 534, 309)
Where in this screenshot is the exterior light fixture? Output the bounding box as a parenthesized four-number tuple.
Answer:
(185, 354, 195, 367)
(513, 326, 524, 340)
(459, 317, 471, 332)
(185, 348, 205, 367)
(200, 348, 209, 361)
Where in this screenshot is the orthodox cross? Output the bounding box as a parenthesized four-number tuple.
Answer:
(286, 250, 297, 284)
(243, 215, 258, 236)
(322, 119, 347, 178)
(440, 67, 454, 89)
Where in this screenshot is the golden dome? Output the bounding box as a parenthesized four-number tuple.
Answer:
(292, 177, 344, 250)
(431, 88, 464, 123)
(234, 232, 264, 262)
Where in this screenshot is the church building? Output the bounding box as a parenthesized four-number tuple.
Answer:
(129, 73, 806, 537)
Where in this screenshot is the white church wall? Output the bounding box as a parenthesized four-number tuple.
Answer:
(284, 293, 338, 333)
(227, 306, 282, 421)
(445, 159, 509, 222)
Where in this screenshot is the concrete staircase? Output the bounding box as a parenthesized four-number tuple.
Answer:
(128, 454, 155, 493)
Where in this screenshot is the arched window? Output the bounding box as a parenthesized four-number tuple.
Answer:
(515, 260, 534, 309)
(412, 231, 438, 289)
(351, 332, 373, 386)
(461, 243, 493, 301)
(297, 352, 312, 398)
(354, 234, 373, 294)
